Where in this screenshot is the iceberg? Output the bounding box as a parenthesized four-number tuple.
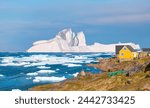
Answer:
(27, 28, 140, 52)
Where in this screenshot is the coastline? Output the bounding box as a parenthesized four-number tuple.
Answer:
(29, 56, 150, 91)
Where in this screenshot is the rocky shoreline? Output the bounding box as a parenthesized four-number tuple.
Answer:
(29, 57, 150, 91)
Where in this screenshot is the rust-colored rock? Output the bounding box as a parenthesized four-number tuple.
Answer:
(142, 84, 150, 91)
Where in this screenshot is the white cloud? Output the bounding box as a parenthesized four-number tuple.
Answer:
(79, 14, 150, 25)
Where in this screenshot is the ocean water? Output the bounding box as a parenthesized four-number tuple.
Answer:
(0, 52, 113, 91)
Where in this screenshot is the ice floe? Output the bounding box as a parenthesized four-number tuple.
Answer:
(72, 72, 79, 77)
(37, 70, 55, 74)
(26, 72, 38, 76)
(12, 89, 21, 91)
(33, 76, 66, 83)
(62, 63, 82, 67)
(0, 74, 4, 77)
(56, 68, 60, 71)
(0, 54, 96, 67)
(37, 66, 51, 69)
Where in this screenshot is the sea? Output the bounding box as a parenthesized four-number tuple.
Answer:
(0, 52, 113, 91)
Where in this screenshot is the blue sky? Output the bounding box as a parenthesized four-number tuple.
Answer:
(0, 0, 150, 51)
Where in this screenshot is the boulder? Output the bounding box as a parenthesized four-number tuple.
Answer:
(142, 84, 150, 91)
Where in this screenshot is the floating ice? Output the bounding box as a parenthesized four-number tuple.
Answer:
(12, 89, 21, 91)
(33, 76, 66, 83)
(26, 77, 32, 80)
(74, 55, 88, 60)
(72, 72, 79, 77)
(0, 54, 96, 67)
(62, 63, 82, 67)
(37, 70, 55, 74)
(37, 66, 51, 69)
(27, 29, 140, 53)
(0, 74, 4, 77)
(26, 72, 38, 76)
(56, 68, 60, 71)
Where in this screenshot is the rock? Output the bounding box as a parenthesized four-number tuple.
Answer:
(85, 72, 93, 76)
(77, 70, 93, 77)
(126, 79, 132, 84)
(145, 74, 150, 78)
(78, 70, 86, 77)
(27, 28, 140, 52)
(142, 84, 150, 91)
(145, 62, 150, 72)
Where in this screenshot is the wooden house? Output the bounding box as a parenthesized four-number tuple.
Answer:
(116, 45, 138, 61)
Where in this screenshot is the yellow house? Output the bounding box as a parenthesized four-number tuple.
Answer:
(116, 45, 138, 61)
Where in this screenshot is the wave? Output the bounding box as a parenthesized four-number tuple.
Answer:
(33, 76, 66, 83)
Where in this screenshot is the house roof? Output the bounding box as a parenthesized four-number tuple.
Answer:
(116, 45, 135, 55)
(116, 45, 124, 55)
(126, 45, 135, 52)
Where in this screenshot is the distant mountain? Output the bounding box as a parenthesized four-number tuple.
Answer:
(27, 28, 140, 52)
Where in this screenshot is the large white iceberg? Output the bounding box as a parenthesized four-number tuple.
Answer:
(27, 28, 140, 52)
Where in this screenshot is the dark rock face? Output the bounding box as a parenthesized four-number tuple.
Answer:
(78, 70, 86, 77)
(145, 63, 150, 72)
(142, 84, 150, 91)
(77, 70, 93, 77)
(88, 57, 150, 76)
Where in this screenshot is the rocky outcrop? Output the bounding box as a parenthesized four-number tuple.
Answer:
(29, 71, 150, 91)
(77, 70, 93, 77)
(88, 57, 150, 76)
(142, 84, 150, 91)
(27, 28, 140, 52)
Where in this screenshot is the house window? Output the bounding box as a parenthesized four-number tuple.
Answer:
(121, 53, 124, 56)
(124, 47, 126, 50)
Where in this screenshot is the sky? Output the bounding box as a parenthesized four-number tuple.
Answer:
(0, 0, 150, 51)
